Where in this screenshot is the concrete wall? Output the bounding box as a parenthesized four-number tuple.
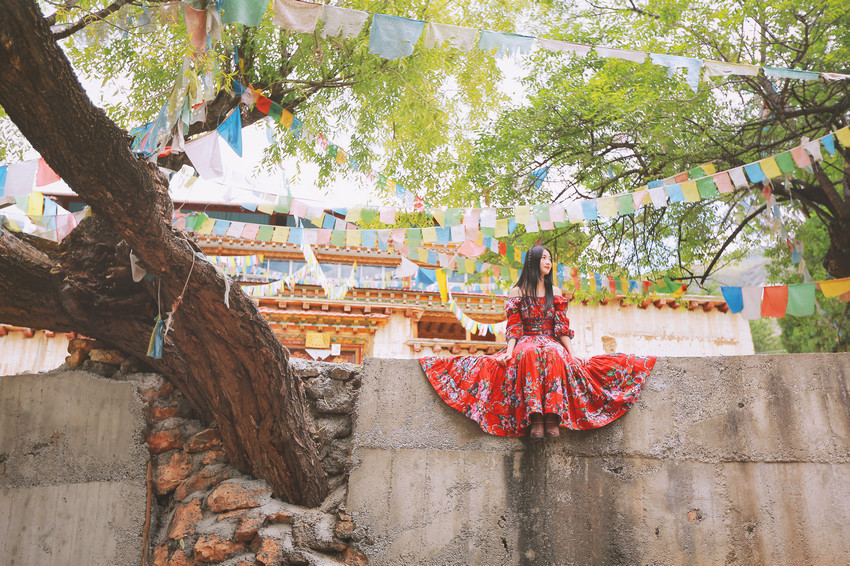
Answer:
(0, 371, 148, 566)
(347, 354, 850, 565)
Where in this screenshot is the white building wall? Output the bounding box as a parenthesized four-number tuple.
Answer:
(0, 330, 70, 375)
(371, 312, 417, 359)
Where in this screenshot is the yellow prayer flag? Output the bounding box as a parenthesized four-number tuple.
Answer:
(514, 248, 522, 263)
(422, 227, 437, 243)
(597, 197, 617, 217)
(620, 278, 630, 293)
(272, 226, 289, 243)
(418, 247, 429, 262)
(386, 178, 396, 193)
(509, 267, 518, 281)
(432, 209, 445, 226)
(257, 199, 276, 215)
(514, 205, 530, 225)
(345, 206, 362, 222)
(466, 258, 476, 273)
(345, 230, 361, 248)
(198, 218, 217, 235)
(699, 162, 717, 175)
(27, 191, 44, 216)
(436, 269, 448, 302)
(589, 272, 597, 292)
(280, 109, 294, 130)
(835, 126, 850, 147)
(758, 156, 783, 179)
(681, 181, 701, 202)
(495, 219, 509, 238)
(335, 148, 348, 165)
(819, 277, 850, 298)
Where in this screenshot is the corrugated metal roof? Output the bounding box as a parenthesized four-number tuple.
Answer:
(0, 329, 69, 375)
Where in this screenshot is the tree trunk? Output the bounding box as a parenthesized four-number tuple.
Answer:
(0, 1, 327, 506)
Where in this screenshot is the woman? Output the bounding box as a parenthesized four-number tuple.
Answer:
(420, 245, 656, 438)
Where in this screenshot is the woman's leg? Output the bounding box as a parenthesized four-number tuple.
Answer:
(529, 412, 544, 438)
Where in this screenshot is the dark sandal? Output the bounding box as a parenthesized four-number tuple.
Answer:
(529, 414, 544, 438)
(544, 414, 560, 437)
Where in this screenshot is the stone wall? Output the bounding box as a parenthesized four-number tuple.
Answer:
(346, 355, 850, 565)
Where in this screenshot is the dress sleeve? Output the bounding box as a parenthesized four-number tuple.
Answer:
(553, 296, 575, 340)
(505, 297, 523, 341)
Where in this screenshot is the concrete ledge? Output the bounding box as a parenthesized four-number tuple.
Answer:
(0, 370, 148, 565)
(347, 354, 850, 565)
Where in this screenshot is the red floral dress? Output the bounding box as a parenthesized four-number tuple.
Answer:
(419, 296, 656, 437)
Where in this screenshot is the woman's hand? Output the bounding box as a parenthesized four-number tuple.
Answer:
(495, 350, 513, 366)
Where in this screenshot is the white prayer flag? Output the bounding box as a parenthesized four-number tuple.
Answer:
(184, 132, 224, 179)
(423, 22, 478, 51)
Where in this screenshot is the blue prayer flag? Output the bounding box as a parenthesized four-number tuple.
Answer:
(720, 287, 744, 313)
(220, 0, 268, 26)
(217, 109, 243, 156)
(667, 183, 685, 202)
(581, 200, 598, 220)
(362, 229, 377, 248)
(368, 14, 425, 60)
(0, 165, 6, 196)
(478, 30, 535, 58)
(647, 180, 663, 189)
(744, 163, 766, 184)
(212, 220, 230, 235)
(288, 227, 303, 245)
(529, 166, 549, 188)
(821, 134, 836, 155)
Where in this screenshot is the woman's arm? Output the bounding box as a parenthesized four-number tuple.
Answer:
(496, 338, 517, 365)
(559, 335, 576, 358)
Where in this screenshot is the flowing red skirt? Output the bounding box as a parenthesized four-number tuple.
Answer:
(420, 336, 655, 437)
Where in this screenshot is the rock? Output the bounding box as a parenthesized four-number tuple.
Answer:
(268, 510, 294, 524)
(185, 428, 221, 453)
(207, 480, 271, 512)
(334, 518, 355, 540)
(140, 381, 174, 403)
(66, 348, 87, 369)
(235, 512, 266, 543)
(343, 547, 369, 566)
(153, 450, 193, 495)
(328, 366, 352, 381)
(289, 358, 321, 378)
(168, 498, 203, 540)
(305, 378, 356, 414)
(193, 535, 244, 563)
(312, 416, 352, 441)
(174, 464, 231, 501)
(152, 547, 191, 566)
(149, 405, 181, 421)
(67, 338, 96, 355)
(256, 537, 287, 565)
(293, 516, 347, 553)
(119, 357, 148, 375)
(321, 439, 352, 476)
(88, 348, 125, 365)
(81, 359, 117, 377)
(200, 449, 228, 466)
(146, 428, 184, 454)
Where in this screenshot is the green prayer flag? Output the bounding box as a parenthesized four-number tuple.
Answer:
(532, 204, 550, 223)
(267, 103, 283, 122)
(331, 230, 346, 247)
(616, 194, 635, 215)
(687, 167, 705, 179)
(445, 208, 463, 226)
(696, 177, 719, 199)
(406, 228, 422, 249)
(775, 151, 797, 174)
(219, 0, 269, 26)
(256, 225, 274, 242)
(327, 145, 338, 158)
(481, 226, 495, 238)
(786, 283, 815, 316)
(360, 207, 378, 224)
(274, 196, 292, 214)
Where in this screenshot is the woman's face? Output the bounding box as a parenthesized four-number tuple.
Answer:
(539, 249, 552, 277)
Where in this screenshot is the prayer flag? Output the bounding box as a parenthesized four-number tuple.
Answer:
(712, 172, 734, 193)
(821, 134, 836, 155)
(758, 156, 783, 178)
(272, 226, 289, 243)
(537, 39, 591, 57)
(220, 0, 269, 26)
(696, 177, 719, 199)
(721, 287, 743, 313)
(804, 140, 823, 162)
(681, 181, 701, 202)
(667, 184, 685, 202)
(288, 227, 303, 245)
(319, 5, 368, 39)
(184, 132, 224, 179)
(597, 197, 617, 218)
(703, 60, 759, 77)
(477, 30, 534, 58)
(330, 230, 345, 247)
(241, 223, 260, 240)
(212, 220, 230, 235)
(368, 14, 425, 60)
(740, 286, 763, 320)
(361, 229, 376, 248)
(35, 159, 60, 187)
(549, 204, 565, 223)
(581, 200, 598, 220)
(256, 225, 274, 242)
(743, 163, 766, 184)
(184, 5, 207, 50)
(3, 159, 37, 197)
(616, 194, 635, 215)
(345, 229, 360, 248)
(267, 102, 283, 122)
(514, 205, 530, 225)
(649, 53, 703, 92)
(835, 126, 850, 148)
(595, 46, 646, 63)
(728, 167, 749, 188)
(495, 219, 509, 237)
(763, 67, 819, 81)
(648, 186, 668, 207)
(786, 283, 815, 316)
(0, 165, 6, 194)
(819, 277, 850, 298)
(423, 22, 478, 51)
(217, 109, 242, 156)
(774, 151, 797, 174)
(272, 0, 322, 33)
(422, 226, 437, 243)
(761, 286, 788, 318)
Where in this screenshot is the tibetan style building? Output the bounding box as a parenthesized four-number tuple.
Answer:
(0, 197, 754, 374)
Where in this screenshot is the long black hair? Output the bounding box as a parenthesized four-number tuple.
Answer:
(514, 244, 554, 311)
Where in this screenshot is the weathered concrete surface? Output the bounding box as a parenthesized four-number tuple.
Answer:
(0, 370, 148, 565)
(347, 354, 850, 565)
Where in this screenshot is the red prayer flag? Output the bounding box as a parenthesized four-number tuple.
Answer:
(498, 241, 507, 256)
(674, 172, 689, 183)
(255, 96, 272, 114)
(607, 276, 616, 293)
(761, 285, 789, 318)
(35, 158, 60, 186)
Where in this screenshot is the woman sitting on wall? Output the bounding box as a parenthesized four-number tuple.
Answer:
(420, 245, 656, 438)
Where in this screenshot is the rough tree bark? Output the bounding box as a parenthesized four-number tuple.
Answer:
(0, 1, 327, 506)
